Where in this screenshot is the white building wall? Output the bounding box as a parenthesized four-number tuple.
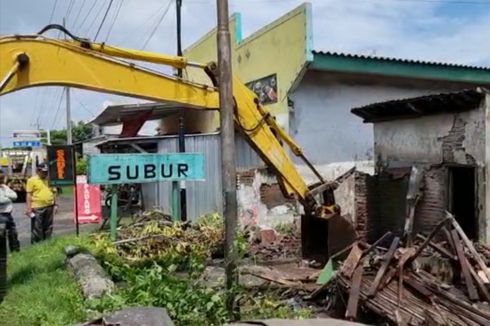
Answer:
(289, 70, 461, 164)
(374, 109, 485, 166)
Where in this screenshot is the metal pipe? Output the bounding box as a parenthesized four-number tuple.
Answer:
(217, 0, 238, 318)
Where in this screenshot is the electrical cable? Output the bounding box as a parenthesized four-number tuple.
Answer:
(51, 89, 65, 130)
(141, 0, 174, 50)
(104, 0, 124, 43)
(84, 0, 107, 36)
(71, 0, 87, 29)
(77, 0, 97, 31)
(48, 0, 58, 24)
(65, 0, 75, 22)
(94, 0, 114, 41)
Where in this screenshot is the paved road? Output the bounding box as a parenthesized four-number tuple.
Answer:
(12, 196, 97, 246)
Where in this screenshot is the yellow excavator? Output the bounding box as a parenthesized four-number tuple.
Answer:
(0, 25, 354, 260)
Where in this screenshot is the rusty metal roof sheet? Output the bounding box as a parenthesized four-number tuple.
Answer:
(351, 89, 487, 123)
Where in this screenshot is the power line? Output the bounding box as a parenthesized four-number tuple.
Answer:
(84, 0, 107, 36)
(104, 0, 124, 42)
(94, 0, 114, 41)
(141, 0, 174, 50)
(51, 89, 65, 130)
(71, 0, 87, 29)
(48, 0, 58, 23)
(65, 0, 75, 22)
(74, 96, 96, 118)
(78, 0, 97, 31)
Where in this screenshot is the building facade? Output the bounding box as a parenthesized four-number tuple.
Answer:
(177, 2, 490, 227)
(352, 89, 490, 241)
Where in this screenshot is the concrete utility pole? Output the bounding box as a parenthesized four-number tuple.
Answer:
(65, 87, 72, 144)
(176, 0, 187, 221)
(216, 0, 238, 316)
(62, 18, 72, 145)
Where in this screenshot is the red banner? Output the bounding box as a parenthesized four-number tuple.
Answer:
(75, 175, 102, 224)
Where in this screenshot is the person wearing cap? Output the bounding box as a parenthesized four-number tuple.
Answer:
(26, 163, 57, 244)
(0, 169, 20, 252)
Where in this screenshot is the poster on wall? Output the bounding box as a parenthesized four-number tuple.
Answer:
(246, 74, 278, 105)
(75, 175, 102, 224)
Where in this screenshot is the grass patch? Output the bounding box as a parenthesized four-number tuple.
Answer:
(0, 236, 93, 326)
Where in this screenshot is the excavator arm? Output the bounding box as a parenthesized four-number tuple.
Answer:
(0, 29, 352, 251)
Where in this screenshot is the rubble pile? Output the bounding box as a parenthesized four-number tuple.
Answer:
(248, 225, 301, 262)
(329, 214, 490, 325)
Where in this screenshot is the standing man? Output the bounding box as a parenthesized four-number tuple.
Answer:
(26, 163, 57, 244)
(0, 169, 20, 252)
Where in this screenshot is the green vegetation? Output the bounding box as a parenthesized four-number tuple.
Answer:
(0, 236, 93, 326)
(0, 215, 311, 326)
(41, 121, 93, 145)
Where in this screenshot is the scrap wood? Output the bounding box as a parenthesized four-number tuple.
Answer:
(406, 217, 450, 267)
(451, 229, 479, 301)
(467, 260, 490, 302)
(340, 242, 363, 279)
(449, 212, 490, 282)
(345, 264, 364, 321)
(415, 234, 457, 261)
(240, 265, 304, 288)
(367, 236, 400, 297)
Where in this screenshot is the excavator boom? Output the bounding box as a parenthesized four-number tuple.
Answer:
(0, 29, 352, 259)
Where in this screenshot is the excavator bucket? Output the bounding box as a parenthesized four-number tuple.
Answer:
(301, 168, 357, 263)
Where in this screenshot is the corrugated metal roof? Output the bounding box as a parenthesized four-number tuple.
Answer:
(351, 89, 487, 123)
(91, 103, 188, 126)
(312, 51, 490, 71)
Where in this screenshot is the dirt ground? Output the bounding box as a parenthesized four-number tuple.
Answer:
(11, 195, 98, 247)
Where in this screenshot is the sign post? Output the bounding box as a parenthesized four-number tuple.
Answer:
(110, 185, 118, 241)
(46, 145, 77, 235)
(87, 153, 205, 240)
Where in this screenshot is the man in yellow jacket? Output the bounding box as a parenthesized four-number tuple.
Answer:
(26, 164, 57, 244)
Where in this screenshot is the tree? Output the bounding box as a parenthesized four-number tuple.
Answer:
(41, 121, 93, 145)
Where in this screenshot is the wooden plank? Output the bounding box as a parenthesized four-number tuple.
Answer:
(415, 234, 457, 261)
(368, 236, 400, 298)
(363, 231, 393, 256)
(341, 242, 363, 279)
(408, 218, 450, 265)
(451, 229, 479, 301)
(467, 257, 490, 303)
(450, 213, 490, 283)
(345, 264, 364, 321)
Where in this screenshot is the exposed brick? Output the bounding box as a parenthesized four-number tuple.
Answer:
(259, 228, 277, 244)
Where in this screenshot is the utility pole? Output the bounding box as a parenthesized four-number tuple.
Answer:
(176, 0, 187, 221)
(63, 18, 72, 145)
(216, 0, 238, 317)
(65, 86, 72, 144)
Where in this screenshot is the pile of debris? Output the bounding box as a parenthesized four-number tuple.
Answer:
(247, 224, 301, 263)
(328, 213, 490, 325)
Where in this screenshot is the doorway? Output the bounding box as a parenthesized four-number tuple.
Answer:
(448, 166, 477, 240)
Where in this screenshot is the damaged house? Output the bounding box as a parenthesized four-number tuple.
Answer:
(351, 88, 490, 242)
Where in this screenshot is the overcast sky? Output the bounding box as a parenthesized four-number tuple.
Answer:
(1, 0, 490, 145)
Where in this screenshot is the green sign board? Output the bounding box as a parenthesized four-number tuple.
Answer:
(87, 153, 205, 185)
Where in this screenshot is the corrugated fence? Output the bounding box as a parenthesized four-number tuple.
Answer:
(142, 132, 263, 221)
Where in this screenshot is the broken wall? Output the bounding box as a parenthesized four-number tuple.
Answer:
(372, 104, 487, 240)
(236, 161, 374, 229)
